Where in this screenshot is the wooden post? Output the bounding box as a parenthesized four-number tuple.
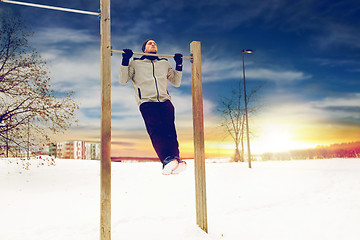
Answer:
(190, 41, 208, 233)
(100, 0, 111, 240)
(0, 0, 111, 238)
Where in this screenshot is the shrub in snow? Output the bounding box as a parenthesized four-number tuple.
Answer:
(3, 156, 56, 174)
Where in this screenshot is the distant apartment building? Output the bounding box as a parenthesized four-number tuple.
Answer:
(73, 140, 86, 159)
(56, 141, 74, 159)
(54, 141, 100, 160)
(91, 143, 101, 160)
(85, 143, 101, 160)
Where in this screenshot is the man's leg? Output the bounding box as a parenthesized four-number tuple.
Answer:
(139, 101, 179, 163)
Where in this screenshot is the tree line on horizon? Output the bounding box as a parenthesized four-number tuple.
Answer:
(261, 141, 360, 161)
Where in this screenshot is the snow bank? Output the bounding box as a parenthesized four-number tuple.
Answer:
(1, 158, 360, 240)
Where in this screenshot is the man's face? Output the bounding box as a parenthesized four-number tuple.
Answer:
(144, 40, 158, 53)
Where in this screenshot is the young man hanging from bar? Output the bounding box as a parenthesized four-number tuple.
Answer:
(119, 39, 187, 175)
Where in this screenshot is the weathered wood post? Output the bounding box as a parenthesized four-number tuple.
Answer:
(190, 41, 208, 233)
(100, 0, 112, 239)
(1, 0, 111, 239)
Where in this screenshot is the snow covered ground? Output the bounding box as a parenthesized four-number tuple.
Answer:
(1, 157, 360, 240)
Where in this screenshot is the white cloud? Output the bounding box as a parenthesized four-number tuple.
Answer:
(197, 57, 311, 84)
(258, 92, 360, 128)
(314, 23, 360, 50)
(247, 68, 311, 82)
(188, 0, 283, 30)
(316, 93, 360, 108)
(30, 27, 98, 45)
(311, 93, 360, 120)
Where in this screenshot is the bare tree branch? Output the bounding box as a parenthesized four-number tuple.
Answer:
(0, 16, 79, 157)
(218, 84, 262, 162)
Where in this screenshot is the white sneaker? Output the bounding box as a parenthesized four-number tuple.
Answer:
(172, 160, 187, 175)
(162, 160, 179, 175)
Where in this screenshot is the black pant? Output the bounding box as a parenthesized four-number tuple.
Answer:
(140, 100, 180, 163)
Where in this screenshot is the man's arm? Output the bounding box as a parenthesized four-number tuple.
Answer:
(167, 53, 183, 87)
(119, 49, 133, 84)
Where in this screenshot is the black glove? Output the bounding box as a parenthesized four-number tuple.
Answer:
(122, 49, 133, 66)
(174, 53, 183, 71)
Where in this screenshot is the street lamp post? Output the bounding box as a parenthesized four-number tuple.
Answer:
(242, 49, 253, 168)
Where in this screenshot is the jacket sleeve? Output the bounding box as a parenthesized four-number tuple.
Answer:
(119, 61, 135, 85)
(167, 63, 182, 87)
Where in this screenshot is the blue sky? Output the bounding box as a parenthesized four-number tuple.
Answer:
(1, 0, 360, 157)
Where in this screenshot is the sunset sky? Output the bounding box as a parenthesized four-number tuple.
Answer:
(2, 0, 360, 158)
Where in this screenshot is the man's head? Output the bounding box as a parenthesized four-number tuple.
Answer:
(142, 39, 157, 53)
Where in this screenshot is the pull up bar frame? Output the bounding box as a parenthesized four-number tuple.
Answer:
(113, 44, 208, 233)
(1, 0, 100, 16)
(1, 0, 208, 238)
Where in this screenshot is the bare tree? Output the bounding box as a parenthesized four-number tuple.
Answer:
(218, 84, 262, 162)
(0, 16, 79, 157)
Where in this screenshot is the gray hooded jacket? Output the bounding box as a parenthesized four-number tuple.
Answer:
(119, 56, 182, 106)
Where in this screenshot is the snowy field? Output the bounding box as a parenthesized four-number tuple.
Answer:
(1, 157, 360, 240)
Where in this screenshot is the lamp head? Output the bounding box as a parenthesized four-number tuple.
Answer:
(242, 49, 254, 54)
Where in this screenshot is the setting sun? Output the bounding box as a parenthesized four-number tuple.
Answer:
(252, 124, 313, 154)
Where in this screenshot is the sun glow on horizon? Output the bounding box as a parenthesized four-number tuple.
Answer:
(255, 125, 293, 153)
(251, 124, 316, 154)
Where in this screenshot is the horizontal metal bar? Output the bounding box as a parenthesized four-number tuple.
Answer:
(1, 0, 100, 16)
(111, 49, 193, 59)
